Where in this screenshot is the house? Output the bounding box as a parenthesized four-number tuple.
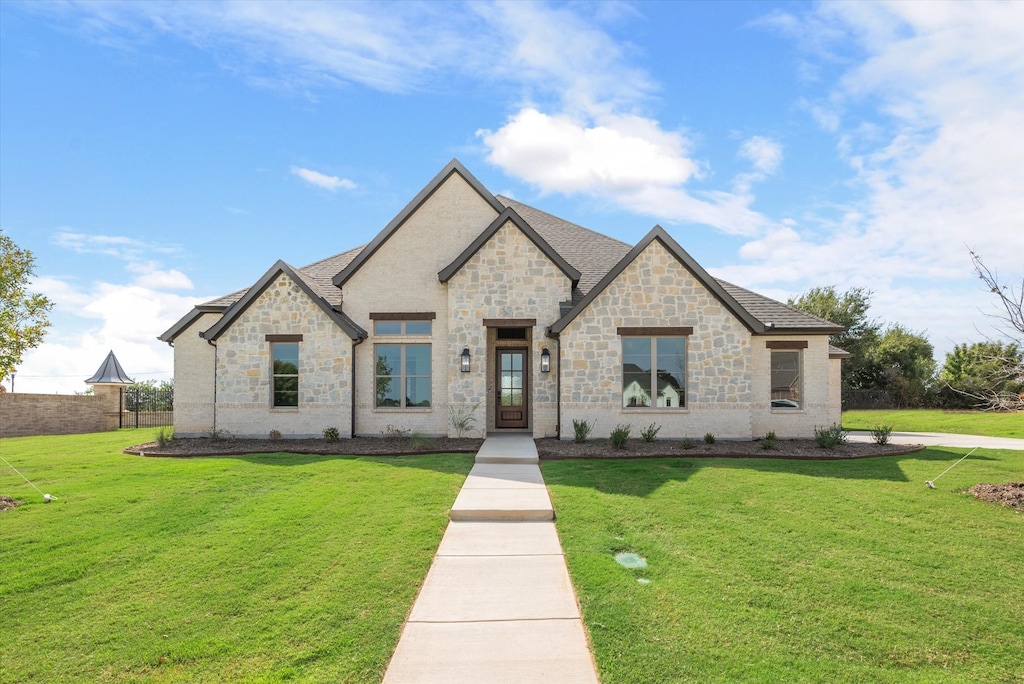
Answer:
(159, 159, 846, 441)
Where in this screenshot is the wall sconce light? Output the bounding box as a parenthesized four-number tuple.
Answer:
(540, 347, 551, 373)
(460, 348, 471, 372)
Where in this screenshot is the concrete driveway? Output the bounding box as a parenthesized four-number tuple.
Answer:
(847, 431, 1024, 450)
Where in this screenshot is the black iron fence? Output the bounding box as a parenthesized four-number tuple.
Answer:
(119, 385, 173, 429)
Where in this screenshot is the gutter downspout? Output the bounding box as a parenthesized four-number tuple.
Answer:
(203, 334, 218, 435)
(546, 328, 561, 439)
(351, 336, 365, 438)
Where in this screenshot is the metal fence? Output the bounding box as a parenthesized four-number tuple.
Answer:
(119, 385, 174, 429)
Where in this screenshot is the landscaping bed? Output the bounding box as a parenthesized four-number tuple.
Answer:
(969, 482, 1024, 511)
(537, 437, 921, 460)
(125, 435, 484, 457)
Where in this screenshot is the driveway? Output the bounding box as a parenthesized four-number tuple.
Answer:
(847, 431, 1024, 450)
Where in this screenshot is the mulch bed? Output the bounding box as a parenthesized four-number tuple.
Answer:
(968, 483, 1024, 512)
(126, 435, 921, 460)
(0, 496, 22, 512)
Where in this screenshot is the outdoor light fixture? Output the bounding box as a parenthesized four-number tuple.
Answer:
(540, 347, 551, 373)
(460, 348, 471, 372)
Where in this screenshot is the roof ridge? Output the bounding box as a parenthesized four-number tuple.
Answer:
(495, 195, 632, 249)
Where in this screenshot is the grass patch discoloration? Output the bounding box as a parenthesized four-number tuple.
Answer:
(843, 409, 1023, 438)
(0, 430, 472, 682)
(545, 449, 1024, 683)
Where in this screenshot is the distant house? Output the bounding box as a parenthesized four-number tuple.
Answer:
(160, 160, 846, 440)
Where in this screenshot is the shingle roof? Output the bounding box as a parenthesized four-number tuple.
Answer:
(497, 196, 630, 296)
(171, 162, 842, 342)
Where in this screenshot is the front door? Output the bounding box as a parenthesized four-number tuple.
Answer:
(496, 349, 528, 429)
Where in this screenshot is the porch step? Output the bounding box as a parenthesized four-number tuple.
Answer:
(474, 434, 540, 465)
(450, 463, 553, 521)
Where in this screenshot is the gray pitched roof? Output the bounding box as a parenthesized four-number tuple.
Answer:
(201, 260, 366, 342)
(162, 162, 844, 343)
(497, 196, 630, 296)
(439, 207, 581, 284)
(86, 350, 134, 385)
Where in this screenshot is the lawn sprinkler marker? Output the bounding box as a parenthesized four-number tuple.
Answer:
(925, 448, 978, 489)
(0, 454, 59, 503)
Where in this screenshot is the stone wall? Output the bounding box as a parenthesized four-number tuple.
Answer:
(559, 238, 754, 440)
(213, 272, 354, 438)
(749, 336, 836, 439)
(447, 220, 571, 437)
(0, 391, 118, 437)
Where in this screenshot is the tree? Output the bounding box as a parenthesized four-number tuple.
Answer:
(940, 341, 1023, 409)
(788, 286, 880, 389)
(0, 230, 54, 383)
(964, 249, 1024, 411)
(863, 325, 937, 407)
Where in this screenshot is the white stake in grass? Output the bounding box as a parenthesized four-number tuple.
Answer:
(0, 455, 58, 502)
(925, 448, 978, 489)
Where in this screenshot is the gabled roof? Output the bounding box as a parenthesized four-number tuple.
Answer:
(201, 260, 366, 342)
(550, 225, 765, 335)
(332, 159, 505, 287)
(718, 280, 844, 335)
(86, 350, 134, 385)
(497, 196, 630, 296)
(438, 207, 581, 284)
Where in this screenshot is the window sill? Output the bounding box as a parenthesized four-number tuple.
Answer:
(621, 408, 689, 413)
(374, 407, 433, 413)
(271, 407, 300, 412)
(770, 409, 805, 415)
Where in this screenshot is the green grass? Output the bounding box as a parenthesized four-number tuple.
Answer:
(843, 409, 1023, 438)
(545, 449, 1024, 683)
(0, 430, 473, 682)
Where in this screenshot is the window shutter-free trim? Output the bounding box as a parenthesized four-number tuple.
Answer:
(618, 326, 693, 336)
(765, 340, 808, 349)
(266, 334, 303, 342)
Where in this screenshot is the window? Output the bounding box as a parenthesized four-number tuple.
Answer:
(376, 344, 431, 408)
(374, 320, 432, 336)
(622, 337, 686, 408)
(272, 342, 299, 407)
(770, 350, 801, 409)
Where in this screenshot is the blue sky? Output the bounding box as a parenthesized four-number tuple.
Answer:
(2, 1, 1022, 393)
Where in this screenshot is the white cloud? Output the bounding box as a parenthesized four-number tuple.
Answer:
(290, 166, 356, 192)
(737, 136, 783, 176)
(479, 108, 771, 236)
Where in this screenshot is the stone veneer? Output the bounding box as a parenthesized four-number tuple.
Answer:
(446, 220, 571, 437)
(559, 239, 754, 440)
(213, 272, 353, 438)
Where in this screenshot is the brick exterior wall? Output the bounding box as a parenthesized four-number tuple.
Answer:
(0, 390, 119, 437)
(749, 337, 836, 439)
(446, 220, 571, 437)
(172, 312, 218, 437)
(213, 272, 354, 438)
(342, 173, 500, 436)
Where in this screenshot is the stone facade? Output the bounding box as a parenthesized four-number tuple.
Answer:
(213, 272, 353, 438)
(446, 220, 571, 437)
(164, 160, 844, 442)
(559, 239, 754, 440)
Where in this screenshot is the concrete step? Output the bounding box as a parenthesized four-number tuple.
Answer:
(474, 453, 540, 465)
(450, 487, 554, 521)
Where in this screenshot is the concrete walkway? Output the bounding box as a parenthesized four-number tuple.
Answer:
(383, 434, 599, 683)
(847, 431, 1024, 450)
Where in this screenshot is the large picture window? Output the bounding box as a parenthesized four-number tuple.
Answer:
(622, 336, 686, 408)
(272, 342, 299, 407)
(376, 344, 431, 408)
(770, 350, 802, 409)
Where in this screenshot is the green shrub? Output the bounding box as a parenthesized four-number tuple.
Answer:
(268, 429, 282, 441)
(155, 427, 173, 448)
(640, 423, 661, 442)
(680, 437, 695, 450)
(871, 424, 893, 445)
(383, 424, 410, 437)
(760, 431, 777, 450)
(573, 419, 595, 444)
(323, 426, 341, 443)
(814, 424, 848, 449)
(704, 432, 716, 445)
(449, 401, 482, 438)
(610, 424, 632, 449)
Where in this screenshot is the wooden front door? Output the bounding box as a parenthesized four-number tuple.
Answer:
(496, 349, 528, 429)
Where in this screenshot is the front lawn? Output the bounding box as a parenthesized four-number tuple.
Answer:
(843, 409, 1023, 438)
(545, 449, 1024, 683)
(0, 430, 473, 682)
